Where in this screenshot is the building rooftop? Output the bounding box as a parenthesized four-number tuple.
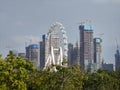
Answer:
(79, 25, 94, 30)
(94, 38, 102, 44)
(27, 44, 39, 49)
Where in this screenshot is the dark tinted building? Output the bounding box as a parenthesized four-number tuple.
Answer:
(115, 49, 120, 71)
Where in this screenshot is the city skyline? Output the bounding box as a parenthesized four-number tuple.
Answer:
(0, 0, 120, 65)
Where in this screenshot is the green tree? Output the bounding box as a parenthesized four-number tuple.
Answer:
(27, 65, 86, 90)
(0, 51, 36, 90)
(83, 69, 119, 90)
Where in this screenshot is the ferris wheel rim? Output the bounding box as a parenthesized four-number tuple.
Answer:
(47, 22, 68, 60)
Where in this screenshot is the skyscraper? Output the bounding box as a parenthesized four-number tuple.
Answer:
(115, 49, 120, 71)
(68, 43, 74, 66)
(26, 44, 40, 68)
(50, 30, 61, 64)
(40, 31, 64, 70)
(68, 42, 80, 66)
(40, 35, 47, 69)
(94, 38, 102, 70)
(73, 42, 80, 65)
(79, 24, 94, 70)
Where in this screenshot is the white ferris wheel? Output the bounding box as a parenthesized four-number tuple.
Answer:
(44, 22, 68, 71)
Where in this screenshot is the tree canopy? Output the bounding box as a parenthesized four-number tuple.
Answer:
(0, 52, 120, 90)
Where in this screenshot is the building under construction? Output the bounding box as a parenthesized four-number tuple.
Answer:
(94, 38, 102, 70)
(79, 24, 94, 70)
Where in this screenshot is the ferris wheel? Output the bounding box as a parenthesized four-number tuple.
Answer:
(44, 22, 68, 71)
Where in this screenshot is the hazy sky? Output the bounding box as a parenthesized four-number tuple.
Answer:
(0, 0, 120, 64)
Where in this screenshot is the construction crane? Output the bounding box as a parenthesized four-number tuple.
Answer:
(115, 38, 119, 49)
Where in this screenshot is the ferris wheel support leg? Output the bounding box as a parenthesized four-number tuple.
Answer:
(51, 46, 55, 65)
(60, 47, 63, 65)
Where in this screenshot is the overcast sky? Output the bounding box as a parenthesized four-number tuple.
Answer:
(0, 0, 120, 64)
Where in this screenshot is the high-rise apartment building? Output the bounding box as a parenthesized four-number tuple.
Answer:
(40, 34, 51, 69)
(68, 43, 74, 66)
(94, 38, 102, 70)
(50, 31, 61, 64)
(68, 42, 80, 66)
(73, 42, 80, 65)
(26, 44, 40, 68)
(115, 49, 120, 71)
(40, 31, 62, 69)
(79, 24, 94, 70)
(40, 35, 46, 69)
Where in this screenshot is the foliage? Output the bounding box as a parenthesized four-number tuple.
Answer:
(0, 52, 120, 90)
(0, 51, 36, 90)
(83, 69, 120, 90)
(27, 65, 86, 90)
